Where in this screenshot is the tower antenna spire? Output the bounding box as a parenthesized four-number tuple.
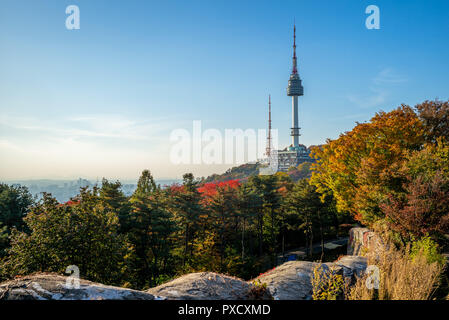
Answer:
(292, 20, 298, 75)
(266, 94, 272, 157)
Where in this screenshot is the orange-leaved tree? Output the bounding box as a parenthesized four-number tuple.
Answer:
(310, 105, 425, 225)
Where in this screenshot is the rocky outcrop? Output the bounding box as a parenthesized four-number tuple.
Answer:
(255, 261, 321, 300)
(145, 255, 368, 301)
(254, 256, 367, 300)
(0, 256, 368, 301)
(335, 255, 368, 279)
(146, 272, 265, 300)
(335, 255, 368, 290)
(0, 255, 368, 301)
(0, 273, 157, 300)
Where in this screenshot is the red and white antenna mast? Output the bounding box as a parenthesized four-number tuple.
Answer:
(266, 94, 272, 157)
(292, 21, 298, 75)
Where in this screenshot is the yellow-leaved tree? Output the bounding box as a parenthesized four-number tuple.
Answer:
(310, 105, 425, 225)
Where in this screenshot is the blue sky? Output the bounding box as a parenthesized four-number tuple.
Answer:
(1, 0, 448, 180)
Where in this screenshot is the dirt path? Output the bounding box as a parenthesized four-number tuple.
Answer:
(277, 237, 348, 264)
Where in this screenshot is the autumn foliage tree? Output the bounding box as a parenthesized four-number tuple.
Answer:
(381, 140, 449, 241)
(311, 99, 449, 248)
(310, 105, 425, 225)
(416, 99, 449, 143)
(381, 173, 449, 241)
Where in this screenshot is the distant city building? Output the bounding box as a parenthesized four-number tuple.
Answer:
(262, 24, 313, 173)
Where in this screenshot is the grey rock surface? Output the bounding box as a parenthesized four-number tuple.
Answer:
(255, 261, 320, 300)
(147, 272, 258, 300)
(336, 256, 368, 276)
(1, 255, 368, 301)
(0, 273, 156, 300)
(335, 255, 368, 283)
(255, 256, 368, 300)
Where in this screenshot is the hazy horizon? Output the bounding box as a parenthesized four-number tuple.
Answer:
(0, 177, 183, 184)
(0, 177, 184, 203)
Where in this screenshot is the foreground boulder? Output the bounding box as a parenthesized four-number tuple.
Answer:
(335, 255, 368, 280)
(0, 273, 156, 300)
(1, 255, 368, 300)
(255, 256, 368, 300)
(255, 261, 322, 300)
(147, 272, 267, 300)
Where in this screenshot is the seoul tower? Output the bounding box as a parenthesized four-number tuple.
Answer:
(286, 23, 304, 149)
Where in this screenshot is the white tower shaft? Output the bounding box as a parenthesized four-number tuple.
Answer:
(292, 96, 299, 147)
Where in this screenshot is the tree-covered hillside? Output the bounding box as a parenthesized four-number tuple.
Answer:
(202, 163, 261, 183)
(202, 161, 314, 184)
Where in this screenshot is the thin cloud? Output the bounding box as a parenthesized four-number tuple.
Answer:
(347, 68, 407, 109)
(0, 139, 24, 152)
(329, 112, 371, 121)
(0, 114, 177, 143)
(373, 68, 408, 85)
(347, 87, 388, 109)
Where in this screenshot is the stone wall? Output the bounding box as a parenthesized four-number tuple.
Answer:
(347, 227, 382, 256)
